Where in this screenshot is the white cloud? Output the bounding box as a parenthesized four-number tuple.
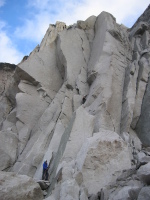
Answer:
(57, 0, 150, 26)
(1, 0, 149, 63)
(0, 0, 23, 64)
(15, 12, 52, 42)
(26, 0, 150, 26)
(14, 0, 150, 45)
(27, 0, 52, 10)
(0, 20, 5, 29)
(0, 0, 5, 7)
(0, 29, 24, 64)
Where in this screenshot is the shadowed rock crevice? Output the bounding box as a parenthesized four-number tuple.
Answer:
(135, 76, 150, 146)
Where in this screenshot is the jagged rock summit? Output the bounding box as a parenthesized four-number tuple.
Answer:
(0, 5, 150, 200)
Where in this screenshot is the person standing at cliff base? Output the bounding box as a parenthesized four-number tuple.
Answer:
(42, 160, 48, 180)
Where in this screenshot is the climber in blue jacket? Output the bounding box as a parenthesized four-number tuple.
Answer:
(42, 160, 48, 180)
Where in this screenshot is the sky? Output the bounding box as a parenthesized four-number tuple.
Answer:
(0, 0, 149, 64)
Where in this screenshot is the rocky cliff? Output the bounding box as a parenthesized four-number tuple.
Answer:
(0, 5, 150, 200)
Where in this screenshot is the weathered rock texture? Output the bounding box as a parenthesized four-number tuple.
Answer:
(0, 63, 17, 129)
(0, 130, 18, 170)
(0, 4, 150, 200)
(0, 171, 43, 200)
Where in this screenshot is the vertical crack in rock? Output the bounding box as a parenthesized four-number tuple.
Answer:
(74, 28, 90, 96)
(120, 24, 138, 133)
(0, 81, 5, 96)
(87, 12, 132, 134)
(0, 64, 17, 127)
(47, 112, 76, 196)
(56, 34, 68, 84)
(135, 75, 150, 146)
(120, 63, 133, 133)
(106, 109, 115, 132)
(12, 84, 67, 176)
(75, 28, 88, 65)
(33, 87, 74, 180)
(131, 52, 150, 128)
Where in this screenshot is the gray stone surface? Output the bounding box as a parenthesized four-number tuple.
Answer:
(137, 186, 150, 200)
(0, 63, 17, 127)
(131, 62, 149, 129)
(60, 180, 80, 200)
(137, 162, 150, 184)
(108, 186, 140, 200)
(18, 43, 63, 100)
(0, 130, 18, 170)
(62, 106, 94, 161)
(76, 130, 131, 194)
(57, 27, 90, 94)
(129, 128, 142, 151)
(47, 112, 76, 196)
(135, 75, 150, 146)
(86, 11, 131, 134)
(37, 180, 50, 190)
(121, 61, 139, 133)
(0, 171, 43, 200)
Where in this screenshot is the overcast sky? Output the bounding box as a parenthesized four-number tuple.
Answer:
(0, 0, 149, 64)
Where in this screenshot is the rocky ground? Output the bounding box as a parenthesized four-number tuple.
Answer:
(0, 4, 150, 200)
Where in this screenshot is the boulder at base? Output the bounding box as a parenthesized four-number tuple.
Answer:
(137, 186, 150, 200)
(0, 171, 43, 200)
(137, 162, 150, 184)
(76, 130, 131, 194)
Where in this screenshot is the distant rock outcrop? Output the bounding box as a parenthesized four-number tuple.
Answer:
(0, 4, 150, 200)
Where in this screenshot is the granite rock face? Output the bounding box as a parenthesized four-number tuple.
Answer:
(0, 63, 17, 128)
(137, 186, 150, 200)
(0, 4, 150, 200)
(76, 131, 131, 194)
(0, 171, 43, 200)
(0, 130, 18, 170)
